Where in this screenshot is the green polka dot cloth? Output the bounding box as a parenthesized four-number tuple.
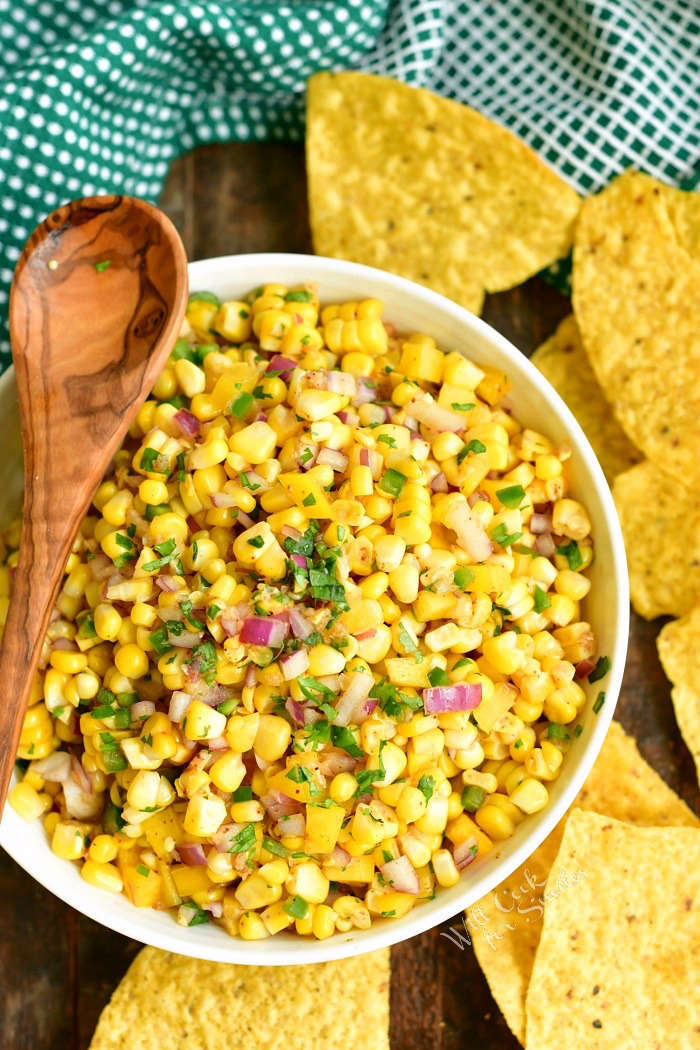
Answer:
(0, 0, 698, 363)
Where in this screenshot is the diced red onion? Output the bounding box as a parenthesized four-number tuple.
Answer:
(275, 812, 305, 837)
(454, 836, 479, 871)
(285, 698, 307, 725)
(209, 901, 223, 918)
(32, 751, 71, 782)
(430, 471, 448, 492)
(529, 513, 552, 535)
(155, 576, 180, 593)
(423, 683, 482, 713)
(173, 409, 200, 438)
(131, 700, 156, 721)
(326, 370, 357, 396)
(179, 842, 208, 866)
(210, 491, 239, 508)
(208, 735, 228, 751)
(360, 698, 378, 717)
(317, 750, 357, 776)
(334, 672, 373, 725)
(291, 553, 308, 569)
(337, 408, 359, 426)
(316, 447, 349, 472)
(575, 657, 596, 680)
(51, 636, 78, 651)
(236, 510, 256, 529)
(359, 447, 383, 478)
(245, 663, 257, 689)
(261, 792, 300, 821)
(534, 533, 556, 557)
(220, 603, 250, 638)
(168, 690, 191, 723)
(380, 856, 420, 895)
(88, 552, 114, 581)
(267, 355, 297, 377)
(353, 377, 376, 405)
(330, 844, 351, 867)
(281, 525, 302, 541)
(197, 684, 234, 708)
(280, 648, 309, 680)
(298, 444, 318, 471)
(212, 822, 245, 853)
(240, 616, 289, 647)
(409, 398, 465, 433)
(289, 607, 314, 640)
(446, 504, 492, 562)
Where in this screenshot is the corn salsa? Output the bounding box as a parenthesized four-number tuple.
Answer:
(7, 282, 599, 940)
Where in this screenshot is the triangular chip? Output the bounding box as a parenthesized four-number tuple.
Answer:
(531, 315, 641, 481)
(613, 460, 700, 619)
(573, 171, 700, 484)
(307, 72, 580, 313)
(89, 946, 390, 1050)
(657, 607, 700, 783)
(466, 721, 698, 1043)
(526, 812, 700, 1050)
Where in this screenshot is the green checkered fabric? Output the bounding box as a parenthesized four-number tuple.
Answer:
(0, 0, 698, 364)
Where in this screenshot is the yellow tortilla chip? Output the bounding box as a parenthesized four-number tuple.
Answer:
(531, 315, 641, 481)
(573, 171, 700, 484)
(89, 946, 390, 1050)
(466, 721, 698, 1043)
(525, 812, 700, 1050)
(657, 607, 700, 783)
(613, 460, 700, 619)
(307, 72, 580, 314)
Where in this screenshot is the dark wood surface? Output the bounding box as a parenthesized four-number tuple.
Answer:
(1, 143, 697, 1050)
(0, 197, 187, 811)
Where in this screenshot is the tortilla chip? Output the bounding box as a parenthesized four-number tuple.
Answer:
(657, 607, 700, 783)
(573, 171, 700, 484)
(466, 721, 698, 1043)
(89, 946, 390, 1050)
(613, 460, 700, 619)
(531, 315, 641, 481)
(306, 72, 580, 314)
(525, 812, 700, 1050)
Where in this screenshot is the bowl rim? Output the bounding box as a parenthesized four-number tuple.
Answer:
(0, 251, 629, 965)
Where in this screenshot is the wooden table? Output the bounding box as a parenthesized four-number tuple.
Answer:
(1, 143, 698, 1050)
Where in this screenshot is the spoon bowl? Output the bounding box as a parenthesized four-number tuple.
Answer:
(0, 195, 187, 809)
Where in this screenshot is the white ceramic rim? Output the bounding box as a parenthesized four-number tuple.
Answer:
(0, 252, 629, 964)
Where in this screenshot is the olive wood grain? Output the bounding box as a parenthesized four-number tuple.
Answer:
(0, 195, 188, 811)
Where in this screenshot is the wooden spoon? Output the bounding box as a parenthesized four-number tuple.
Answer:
(0, 195, 188, 811)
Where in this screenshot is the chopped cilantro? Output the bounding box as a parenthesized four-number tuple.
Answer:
(283, 895, 309, 919)
(94, 259, 111, 272)
(533, 585, 551, 612)
(490, 522, 523, 548)
(233, 786, 253, 802)
(284, 290, 312, 303)
(263, 837, 289, 857)
(136, 863, 150, 877)
(230, 391, 254, 419)
(228, 823, 257, 853)
(302, 492, 316, 506)
(207, 604, 222, 620)
(559, 539, 583, 570)
(330, 725, 364, 758)
(457, 439, 486, 464)
(427, 667, 450, 687)
(185, 902, 210, 926)
(379, 468, 406, 498)
(189, 290, 220, 306)
(144, 502, 170, 521)
(593, 691, 606, 714)
(188, 640, 217, 684)
(142, 537, 178, 573)
(247, 535, 265, 548)
(377, 434, 397, 448)
(461, 785, 486, 812)
(588, 656, 610, 683)
(547, 723, 570, 740)
(454, 566, 475, 589)
(398, 620, 422, 662)
(417, 774, 435, 801)
(496, 484, 526, 508)
(139, 447, 167, 473)
(370, 678, 422, 718)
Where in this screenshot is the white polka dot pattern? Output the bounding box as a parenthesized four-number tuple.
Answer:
(0, 0, 697, 362)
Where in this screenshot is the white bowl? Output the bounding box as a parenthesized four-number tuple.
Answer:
(0, 253, 629, 964)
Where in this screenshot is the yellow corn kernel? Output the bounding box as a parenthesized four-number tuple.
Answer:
(388, 563, 420, 604)
(214, 300, 253, 342)
(312, 904, 336, 940)
(174, 357, 206, 397)
(8, 781, 48, 821)
(329, 773, 357, 803)
(474, 804, 515, 841)
(285, 860, 329, 904)
(396, 785, 427, 824)
(238, 911, 270, 939)
(52, 820, 88, 860)
(113, 643, 149, 680)
(209, 750, 246, 792)
(225, 712, 260, 752)
(432, 848, 460, 888)
(182, 700, 227, 741)
(183, 792, 228, 836)
(89, 834, 119, 864)
(81, 859, 123, 894)
(49, 650, 88, 674)
(254, 714, 292, 762)
(307, 644, 346, 677)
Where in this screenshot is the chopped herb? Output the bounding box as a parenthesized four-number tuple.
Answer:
(302, 492, 316, 506)
(330, 725, 364, 758)
(593, 691, 606, 714)
(247, 535, 265, 548)
(286, 765, 317, 788)
(379, 468, 406, 498)
(417, 774, 435, 801)
(228, 823, 257, 853)
(230, 391, 254, 419)
(377, 434, 397, 448)
(398, 620, 422, 662)
(451, 402, 475, 411)
(176, 451, 186, 483)
(162, 395, 188, 409)
(380, 910, 397, 918)
(512, 543, 537, 557)
(239, 471, 261, 490)
(513, 738, 524, 750)
(142, 537, 178, 573)
(186, 902, 210, 926)
(103, 801, 125, 834)
(263, 837, 289, 857)
(188, 640, 217, 684)
(283, 895, 309, 919)
(299, 447, 314, 466)
(171, 338, 197, 363)
(116, 691, 137, 708)
(354, 743, 386, 796)
(207, 604, 222, 620)
(189, 290, 220, 306)
(558, 539, 583, 571)
(574, 724, 583, 738)
(490, 522, 523, 548)
(284, 290, 312, 303)
(136, 864, 151, 877)
(51, 706, 65, 719)
(370, 678, 422, 718)
(427, 667, 450, 687)
(496, 484, 526, 508)
(139, 447, 167, 473)
(102, 749, 127, 772)
(305, 720, 331, 749)
(76, 611, 97, 639)
(588, 656, 610, 683)
(233, 785, 253, 802)
(144, 502, 170, 521)
(216, 698, 237, 716)
(92, 703, 116, 720)
(457, 439, 486, 464)
(454, 566, 475, 589)
(253, 385, 271, 400)
(547, 723, 570, 740)
(533, 585, 551, 612)
(94, 259, 111, 272)
(461, 785, 486, 812)
(453, 657, 473, 670)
